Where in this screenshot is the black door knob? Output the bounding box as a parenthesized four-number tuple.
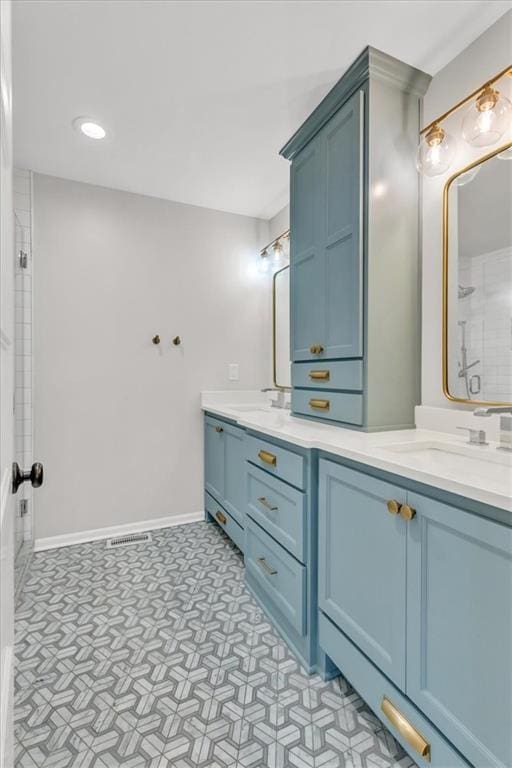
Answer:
(12, 462, 44, 494)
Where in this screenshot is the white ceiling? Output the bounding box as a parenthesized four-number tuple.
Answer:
(12, 0, 512, 219)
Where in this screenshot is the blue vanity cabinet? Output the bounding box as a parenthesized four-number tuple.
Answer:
(318, 460, 407, 688)
(406, 493, 512, 768)
(282, 47, 430, 430)
(204, 414, 246, 546)
(317, 454, 511, 768)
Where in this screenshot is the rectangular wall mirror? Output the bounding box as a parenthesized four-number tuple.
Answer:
(273, 265, 291, 389)
(443, 142, 512, 405)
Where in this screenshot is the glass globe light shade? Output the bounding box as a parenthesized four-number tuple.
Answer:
(462, 87, 512, 148)
(416, 124, 457, 177)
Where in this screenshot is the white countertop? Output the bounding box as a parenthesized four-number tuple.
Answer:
(201, 392, 512, 512)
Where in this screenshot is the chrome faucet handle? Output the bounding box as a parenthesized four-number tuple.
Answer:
(456, 427, 488, 445)
(498, 415, 512, 452)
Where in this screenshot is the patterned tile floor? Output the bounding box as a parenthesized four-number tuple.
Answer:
(14, 522, 417, 768)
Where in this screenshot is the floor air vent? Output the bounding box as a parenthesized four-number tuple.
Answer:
(106, 532, 152, 549)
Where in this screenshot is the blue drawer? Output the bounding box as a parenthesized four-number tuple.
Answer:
(245, 434, 305, 490)
(292, 360, 363, 391)
(247, 465, 306, 563)
(205, 492, 244, 553)
(246, 519, 306, 636)
(319, 612, 470, 768)
(292, 389, 363, 425)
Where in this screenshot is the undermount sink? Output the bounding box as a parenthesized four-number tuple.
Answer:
(227, 404, 273, 413)
(376, 440, 512, 492)
(378, 440, 512, 466)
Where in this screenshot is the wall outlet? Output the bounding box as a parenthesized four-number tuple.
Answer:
(228, 363, 239, 381)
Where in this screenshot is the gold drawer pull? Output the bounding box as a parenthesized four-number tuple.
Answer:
(386, 499, 402, 515)
(309, 399, 330, 410)
(257, 557, 277, 576)
(215, 511, 227, 525)
(400, 504, 416, 521)
(381, 697, 431, 761)
(258, 449, 277, 466)
(309, 344, 324, 354)
(309, 370, 330, 381)
(257, 496, 278, 512)
(215, 426, 224, 433)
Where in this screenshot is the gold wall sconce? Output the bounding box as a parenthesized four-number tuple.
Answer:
(417, 65, 512, 176)
(259, 229, 290, 273)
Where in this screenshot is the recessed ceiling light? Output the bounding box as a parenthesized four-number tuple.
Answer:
(73, 116, 107, 140)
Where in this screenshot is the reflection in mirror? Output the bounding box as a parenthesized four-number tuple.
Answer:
(273, 266, 291, 389)
(445, 143, 512, 404)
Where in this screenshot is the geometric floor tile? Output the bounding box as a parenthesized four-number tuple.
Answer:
(15, 522, 417, 768)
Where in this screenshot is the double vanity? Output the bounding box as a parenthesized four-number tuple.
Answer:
(202, 398, 511, 768)
(202, 44, 511, 768)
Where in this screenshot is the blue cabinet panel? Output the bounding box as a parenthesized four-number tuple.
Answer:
(318, 459, 407, 688)
(319, 612, 470, 768)
(223, 422, 245, 528)
(292, 360, 363, 391)
(247, 464, 306, 562)
(204, 492, 245, 553)
(246, 518, 306, 637)
(204, 416, 225, 502)
(323, 92, 363, 359)
(245, 433, 306, 490)
(406, 493, 512, 768)
(292, 389, 363, 426)
(290, 138, 324, 362)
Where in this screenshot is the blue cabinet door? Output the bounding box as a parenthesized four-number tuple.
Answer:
(322, 90, 363, 359)
(318, 460, 407, 688)
(205, 416, 225, 502)
(290, 90, 363, 363)
(406, 493, 512, 768)
(223, 422, 245, 528)
(290, 136, 324, 362)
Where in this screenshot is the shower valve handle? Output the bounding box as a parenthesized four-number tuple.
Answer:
(12, 462, 44, 494)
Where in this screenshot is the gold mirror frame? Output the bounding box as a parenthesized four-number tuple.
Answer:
(442, 140, 512, 406)
(272, 264, 291, 390)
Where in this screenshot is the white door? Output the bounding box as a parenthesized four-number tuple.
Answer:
(0, 1, 15, 766)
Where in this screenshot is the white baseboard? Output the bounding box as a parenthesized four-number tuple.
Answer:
(34, 511, 204, 552)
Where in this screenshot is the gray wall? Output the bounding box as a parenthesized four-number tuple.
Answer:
(34, 174, 269, 540)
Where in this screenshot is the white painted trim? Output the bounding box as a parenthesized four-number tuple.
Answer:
(34, 511, 204, 551)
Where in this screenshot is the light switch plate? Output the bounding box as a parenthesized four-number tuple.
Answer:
(228, 363, 239, 381)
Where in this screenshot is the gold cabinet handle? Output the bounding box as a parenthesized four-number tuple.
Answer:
(309, 399, 330, 410)
(381, 697, 431, 761)
(257, 557, 277, 576)
(309, 344, 324, 354)
(386, 499, 402, 515)
(258, 449, 277, 466)
(215, 510, 227, 525)
(400, 504, 416, 521)
(309, 370, 330, 381)
(215, 426, 224, 433)
(257, 496, 278, 512)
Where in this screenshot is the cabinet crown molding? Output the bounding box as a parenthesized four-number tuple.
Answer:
(280, 46, 431, 161)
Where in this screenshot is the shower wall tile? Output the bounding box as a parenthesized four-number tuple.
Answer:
(14, 168, 34, 586)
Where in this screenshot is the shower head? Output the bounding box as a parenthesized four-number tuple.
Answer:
(458, 284, 475, 299)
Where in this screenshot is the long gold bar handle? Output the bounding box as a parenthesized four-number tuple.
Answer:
(309, 399, 330, 410)
(257, 557, 278, 576)
(381, 697, 431, 762)
(258, 450, 277, 466)
(215, 511, 227, 525)
(257, 496, 278, 512)
(309, 370, 330, 380)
